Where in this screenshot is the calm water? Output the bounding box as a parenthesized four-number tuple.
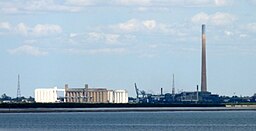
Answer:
(0, 111, 256, 131)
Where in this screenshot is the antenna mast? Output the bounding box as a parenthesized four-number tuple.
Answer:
(17, 74, 21, 98)
(172, 74, 175, 95)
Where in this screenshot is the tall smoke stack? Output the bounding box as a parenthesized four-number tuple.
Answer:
(201, 24, 207, 92)
(172, 74, 175, 95)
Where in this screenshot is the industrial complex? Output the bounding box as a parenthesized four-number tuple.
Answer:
(33, 24, 218, 104)
(2, 24, 255, 105)
(129, 24, 219, 104)
(35, 84, 128, 103)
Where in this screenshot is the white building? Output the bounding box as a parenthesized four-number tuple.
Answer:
(113, 90, 128, 103)
(35, 87, 64, 103)
(106, 89, 128, 103)
(107, 90, 114, 103)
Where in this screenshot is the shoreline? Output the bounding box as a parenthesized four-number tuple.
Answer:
(1, 107, 256, 113)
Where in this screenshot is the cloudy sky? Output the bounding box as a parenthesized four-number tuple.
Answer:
(1, 0, 256, 97)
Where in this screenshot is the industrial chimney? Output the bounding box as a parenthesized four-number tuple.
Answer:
(201, 24, 207, 92)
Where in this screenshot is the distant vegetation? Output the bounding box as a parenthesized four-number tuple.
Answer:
(0, 93, 34, 103)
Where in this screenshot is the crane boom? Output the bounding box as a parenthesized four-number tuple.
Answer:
(134, 83, 139, 98)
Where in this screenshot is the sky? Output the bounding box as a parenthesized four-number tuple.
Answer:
(0, 0, 256, 97)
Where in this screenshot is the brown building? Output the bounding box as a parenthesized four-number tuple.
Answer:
(65, 84, 108, 103)
(86, 88, 108, 103)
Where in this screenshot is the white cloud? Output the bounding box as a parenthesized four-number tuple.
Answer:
(114, 19, 187, 36)
(186, 0, 213, 6)
(87, 32, 103, 40)
(65, 48, 126, 55)
(224, 31, 233, 36)
(118, 19, 139, 32)
(0, 0, 82, 14)
(32, 24, 62, 36)
(135, 7, 170, 12)
(147, 0, 233, 7)
(116, 0, 233, 7)
(1, 7, 19, 14)
(186, 0, 233, 7)
(25, 0, 83, 12)
(107, 19, 188, 40)
(2, 22, 62, 36)
(8, 45, 48, 56)
(117, 19, 159, 32)
(65, 0, 94, 6)
(214, 0, 232, 6)
(124, 34, 136, 40)
(143, 20, 156, 30)
(239, 34, 248, 38)
(23, 39, 38, 45)
(211, 12, 236, 25)
(244, 23, 256, 32)
(105, 34, 120, 43)
(0, 22, 11, 30)
(15, 23, 29, 35)
(87, 32, 120, 44)
(23, 0, 54, 11)
(0, 0, 234, 14)
(192, 12, 236, 26)
(69, 33, 78, 38)
(117, 0, 151, 6)
(139, 53, 157, 58)
(137, 7, 148, 11)
(88, 48, 126, 54)
(191, 12, 209, 24)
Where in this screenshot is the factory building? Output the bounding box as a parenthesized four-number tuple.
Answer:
(35, 87, 64, 103)
(64, 84, 87, 103)
(113, 90, 128, 103)
(35, 84, 128, 103)
(106, 90, 128, 103)
(64, 84, 128, 103)
(65, 84, 109, 103)
(86, 88, 108, 103)
(107, 90, 114, 103)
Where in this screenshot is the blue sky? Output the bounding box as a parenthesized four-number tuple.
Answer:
(1, 0, 256, 97)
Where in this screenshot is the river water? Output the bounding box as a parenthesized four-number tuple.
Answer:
(0, 111, 255, 131)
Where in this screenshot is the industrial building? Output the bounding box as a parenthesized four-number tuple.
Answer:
(131, 24, 221, 104)
(35, 87, 64, 103)
(107, 90, 114, 103)
(34, 84, 128, 103)
(113, 90, 129, 103)
(65, 84, 128, 103)
(65, 84, 109, 103)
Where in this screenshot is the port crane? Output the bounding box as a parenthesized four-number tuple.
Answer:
(134, 83, 147, 98)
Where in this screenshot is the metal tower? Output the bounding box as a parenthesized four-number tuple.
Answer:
(17, 74, 21, 98)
